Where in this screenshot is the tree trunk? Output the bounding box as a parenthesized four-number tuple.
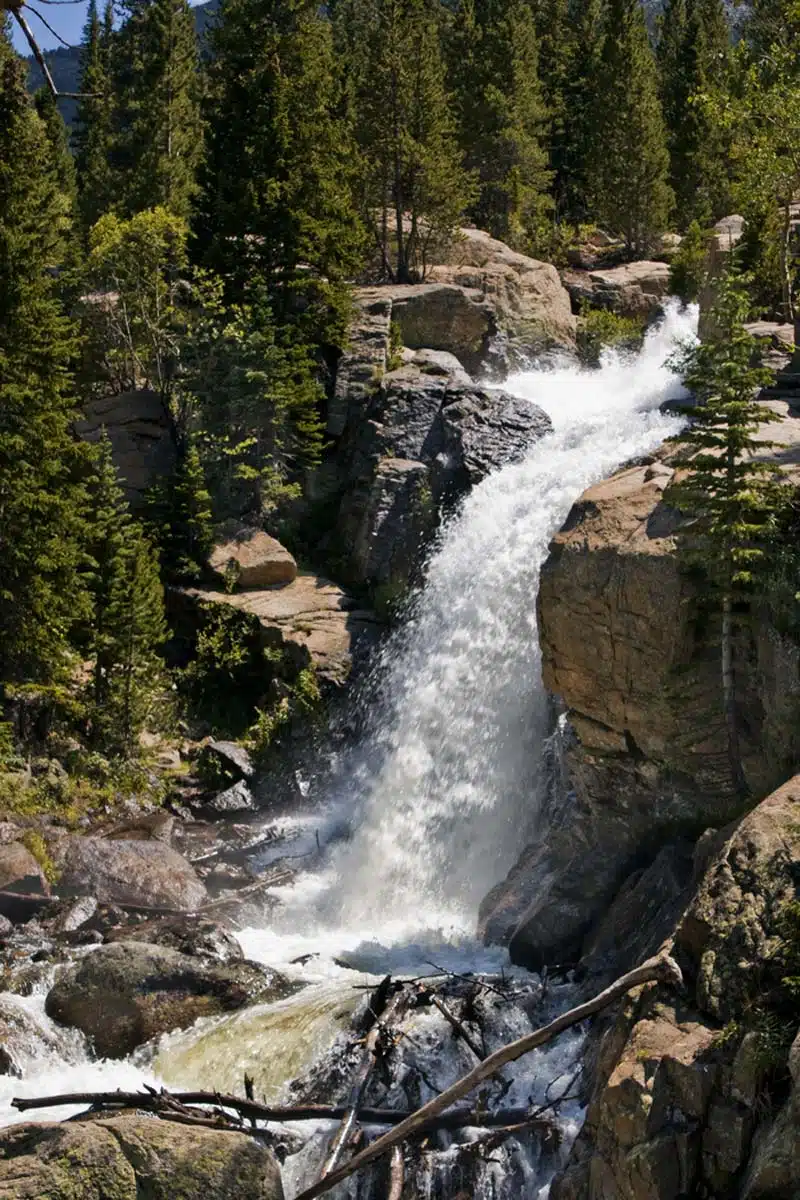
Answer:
(721, 589, 748, 799)
(781, 199, 795, 325)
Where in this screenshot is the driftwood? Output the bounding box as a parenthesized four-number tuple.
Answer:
(388, 1146, 404, 1200)
(319, 980, 407, 1180)
(292, 953, 684, 1200)
(428, 993, 484, 1061)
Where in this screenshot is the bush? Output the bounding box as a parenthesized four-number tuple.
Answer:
(577, 304, 645, 367)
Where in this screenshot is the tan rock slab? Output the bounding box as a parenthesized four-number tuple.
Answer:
(209, 530, 297, 589)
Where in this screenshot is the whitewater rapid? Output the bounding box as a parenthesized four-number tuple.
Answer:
(0, 302, 697, 1137)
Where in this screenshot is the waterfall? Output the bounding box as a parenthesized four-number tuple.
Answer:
(261, 301, 697, 953)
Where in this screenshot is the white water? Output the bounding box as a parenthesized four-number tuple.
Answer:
(0, 304, 697, 1172)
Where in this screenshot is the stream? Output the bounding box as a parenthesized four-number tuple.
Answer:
(0, 302, 698, 1197)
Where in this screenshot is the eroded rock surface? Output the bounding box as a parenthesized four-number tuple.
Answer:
(74, 387, 175, 506)
(54, 836, 207, 912)
(563, 261, 671, 319)
(0, 1116, 284, 1200)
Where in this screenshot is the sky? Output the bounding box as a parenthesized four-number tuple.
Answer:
(10, 1, 205, 54)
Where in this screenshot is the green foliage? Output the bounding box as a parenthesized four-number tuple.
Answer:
(146, 440, 214, 583)
(669, 220, 711, 303)
(589, 0, 673, 256)
(0, 31, 90, 688)
(558, 0, 605, 226)
(388, 320, 404, 371)
(338, 0, 474, 281)
(447, 0, 551, 248)
(657, 0, 732, 228)
(84, 206, 188, 396)
(246, 666, 321, 760)
(197, 0, 363, 344)
(179, 604, 272, 734)
(576, 304, 645, 367)
(111, 0, 203, 220)
(74, 0, 115, 233)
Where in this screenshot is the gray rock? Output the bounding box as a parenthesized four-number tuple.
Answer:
(45, 940, 291, 1057)
(440, 387, 552, 492)
(0, 1116, 284, 1199)
(48, 894, 98, 935)
(74, 386, 175, 507)
(103, 915, 244, 964)
(57, 837, 207, 912)
(0, 842, 48, 895)
(206, 779, 257, 814)
(204, 739, 255, 781)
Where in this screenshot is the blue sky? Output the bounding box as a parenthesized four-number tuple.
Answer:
(10, 1, 205, 54)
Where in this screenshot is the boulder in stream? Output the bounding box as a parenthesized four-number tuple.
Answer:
(0, 1116, 284, 1199)
(55, 836, 207, 912)
(45, 940, 292, 1057)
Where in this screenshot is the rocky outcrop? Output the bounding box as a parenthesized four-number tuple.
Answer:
(209, 530, 298, 589)
(74, 387, 175, 506)
(45, 940, 289, 1057)
(54, 836, 207, 911)
(563, 261, 672, 319)
(327, 342, 551, 594)
(481, 447, 800, 968)
(550, 776, 800, 1200)
(0, 1116, 284, 1199)
(0, 842, 49, 895)
(182, 573, 381, 686)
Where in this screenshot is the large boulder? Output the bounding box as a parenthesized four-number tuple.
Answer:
(45, 940, 290, 1057)
(0, 842, 48, 895)
(74, 387, 175, 507)
(209, 530, 297, 589)
(55, 837, 207, 912)
(563, 261, 672, 319)
(0, 1116, 284, 1200)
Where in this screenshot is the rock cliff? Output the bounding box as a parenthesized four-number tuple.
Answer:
(480, 437, 800, 968)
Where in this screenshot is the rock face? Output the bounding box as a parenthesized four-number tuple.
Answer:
(327, 339, 551, 594)
(0, 842, 49, 894)
(74, 387, 175, 506)
(209, 530, 298, 589)
(45, 940, 288, 1057)
(550, 777, 800, 1200)
(55, 836, 207, 912)
(0, 1116, 284, 1200)
(563, 261, 672, 319)
(480, 455, 800, 967)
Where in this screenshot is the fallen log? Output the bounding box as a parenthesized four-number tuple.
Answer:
(11, 1090, 551, 1133)
(388, 1146, 404, 1200)
(292, 953, 684, 1200)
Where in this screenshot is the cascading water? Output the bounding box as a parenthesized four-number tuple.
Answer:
(0, 303, 698, 1197)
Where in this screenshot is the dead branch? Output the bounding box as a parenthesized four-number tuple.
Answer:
(319, 983, 407, 1180)
(388, 1145, 404, 1200)
(9, 2, 101, 100)
(427, 991, 484, 1061)
(292, 953, 684, 1200)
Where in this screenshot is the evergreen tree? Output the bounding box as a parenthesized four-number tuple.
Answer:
(448, 0, 550, 248)
(560, 0, 606, 225)
(73, 0, 115, 232)
(745, 0, 800, 68)
(589, 0, 673, 255)
(658, 0, 732, 228)
(667, 271, 786, 796)
(338, 0, 472, 282)
(101, 528, 167, 754)
(0, 29, 89, 686)
(197, 0, 363, 341)
(146, 439, 214, 582)
(112, 0, 203, 221)
(532, 0, 572, 218)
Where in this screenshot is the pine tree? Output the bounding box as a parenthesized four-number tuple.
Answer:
(658, 0, 732, 228)
(197, 0, 363, 341)
(338, 0, 472, 283)
(146, 439, 214, 582)
(590, 0, 673, 255)
(667, 271, 786, 796)
(102, 528, 167, 754)
(73, 0, 115, 232)
(0, 29, 90, 687)
(560, 0, 606, 226)
(447, 0, 550, 248)
(112, 0, 203, 221)
(532, 0, 571, 218)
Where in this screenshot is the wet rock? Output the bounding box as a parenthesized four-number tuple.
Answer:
(0, 842, 49, 895)
(46, 895, 98, 935)
(45, 940, 290, 1057)
(205, 779, 257, 815)
(440, 385, 552, 491)
(0, 996, 66, 1077)
(0, 1116, 284, 1199)
(104, 915, 243, 964)
(209, 529, 297, 589)
(0, 913, 11, 937)
(56, 837, 207, 912)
